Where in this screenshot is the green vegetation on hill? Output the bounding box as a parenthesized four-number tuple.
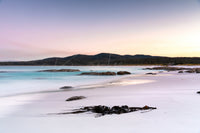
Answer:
(0, 53, 200, 65)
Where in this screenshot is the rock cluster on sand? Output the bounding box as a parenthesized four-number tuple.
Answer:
(145, 67, 200, 74)
(80, 71, 131, 76)
(66, 96, 86, 101)
(59, 105, 157, 116)
(38, 69, 80, 72)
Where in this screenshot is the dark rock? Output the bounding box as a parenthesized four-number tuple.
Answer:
(83, 106, 92, 111)
(38, 69, 80, 72)
(121, 105, 129, 113)
(117, 71, 131, 75)
(60, 86, 73, 90)
(80, 72, 116, 76)
(142, 105, 151, 110)
(145, 67, 200, 74)
(66, 96, 86, 101)
(146, 72, 157, 75)
(195, 68, 200, 73)
(92, 105, 110, 114)
(0, 71, 14, 73)
(197, 91, 200, 94)
(92, 106, 104, 113)
(145, 67, 191, 71)
(110, 106, 122, 114)
(178, 71, 184, 73)
(59, 105, 157, 116)
(185, 70, 195, 73)
(0, 71, 6, 73)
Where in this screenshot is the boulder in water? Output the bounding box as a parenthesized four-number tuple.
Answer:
(38, 69, 80, 72)
(195, 68, 200, 73)
(146, 72, 157, 75)
(178, 71, 184, 73)
(117, 71, 131, 75)
(80, 72, 116, 76)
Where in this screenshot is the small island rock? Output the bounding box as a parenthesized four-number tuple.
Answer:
(178, 71, 184, 73)
(38, 69, 80, 72)
(117, 71, 131, 75)
(80, 72, 116, 76)
(66, 96, 86, 101)
(60, 86, 73, 90)
(146, 72, 157, 75)
(195, 68, 200, 73)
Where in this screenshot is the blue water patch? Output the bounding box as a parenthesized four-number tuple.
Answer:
(0, 66, 155, 96)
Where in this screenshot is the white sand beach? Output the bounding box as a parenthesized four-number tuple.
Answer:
(1, 71, 200, 133)
(1, 0, 200, 132)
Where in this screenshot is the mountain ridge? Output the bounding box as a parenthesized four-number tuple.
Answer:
(0, 53, 200, 65)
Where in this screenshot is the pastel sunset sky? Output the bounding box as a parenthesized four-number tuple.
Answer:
(0, 0, 200, 61)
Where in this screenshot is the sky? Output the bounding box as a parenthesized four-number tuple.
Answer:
(0, 0, 200, 61)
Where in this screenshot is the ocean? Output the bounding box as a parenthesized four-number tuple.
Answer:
(0, 66, 155, 117)
(0, 66, 155, 97)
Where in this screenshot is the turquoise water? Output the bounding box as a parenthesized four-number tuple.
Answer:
(0, 66, 153, 97)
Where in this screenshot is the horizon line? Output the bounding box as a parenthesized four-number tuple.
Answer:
(1, 52, 200, 62)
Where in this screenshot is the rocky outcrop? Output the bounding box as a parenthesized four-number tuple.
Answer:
(0, 71, 11, 73)
(117, 71, 131, 75)
(185, 70, 195, 73)
(58, 105, 157, 116)
(60, 86, 73, 90)
(195, 68, 200, 73)
(197, 91, 200, 94)
(145, 67, 200, 74)
(80, 72, 116, 76)
(145, 67, 190, 71)
(38, 69, 80, 72)
(66, 96, 86, 101)
(184, 68, 200, 73)
(178, 71, 184, 73)
(80, 71, 132, 76)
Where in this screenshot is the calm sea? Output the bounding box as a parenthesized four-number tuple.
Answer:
(0, 66, 154, 97)
(0, 66, 157, 118)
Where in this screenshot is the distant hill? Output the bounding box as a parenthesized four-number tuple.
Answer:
(0, 53, 200, 65)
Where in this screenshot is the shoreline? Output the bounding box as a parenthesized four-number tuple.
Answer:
(0, 73, 142, 98)
(0, 73, 155, 118)
(1, 70, 200, 133)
